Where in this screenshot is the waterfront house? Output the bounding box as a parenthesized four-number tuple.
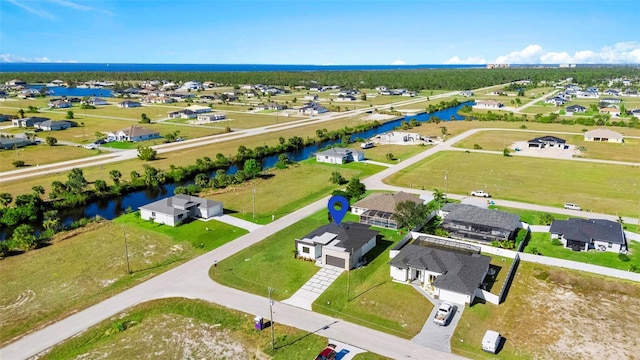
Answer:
(139, 194, 223, 227)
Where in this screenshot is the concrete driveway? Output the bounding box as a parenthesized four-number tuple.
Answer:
(411, 301, 464, 353)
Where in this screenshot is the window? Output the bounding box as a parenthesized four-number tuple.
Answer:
(302, 246, 310, 254)
(151, 212, 156, 217)
(178, 214, 184, 220)
(608, 242, 612, 248)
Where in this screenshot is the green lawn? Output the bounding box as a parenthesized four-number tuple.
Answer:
(385, 151, 640, 217)
(113, 212, 248, 251)
(313, 226, 434, 339)
(525, 232, 640, 271)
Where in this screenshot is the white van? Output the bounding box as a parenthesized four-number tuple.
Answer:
(482, 330, 501, 354)
(360, 142, 374, 149)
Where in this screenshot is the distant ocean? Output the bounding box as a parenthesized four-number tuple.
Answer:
(0, 63, 487, 73)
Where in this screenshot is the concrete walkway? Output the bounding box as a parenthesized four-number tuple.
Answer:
(529, 225, 551, 232)
(211, 214, 263, 232)
(362, 159, 394, 167)
(282, 265, 344, 310)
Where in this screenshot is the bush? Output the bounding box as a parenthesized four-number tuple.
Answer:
(385, 152, 395, 161)
(527, 247, 541, 255)
(473, 144, 482, 149)
(539, 212, 555, 225)
(551, 238, 562, 246)
(618, 253, 630, 262)
(12, 160, 26, 168)
(329, 171, 347, 185)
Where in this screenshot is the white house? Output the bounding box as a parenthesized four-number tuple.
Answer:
(549, 218, 627, 253)
(474, 100, 504, 109)
(583, 129, 624, 143)
(34, 120, 72, 131)
(118, 101, 142, 108)
(185, 105, 212, 114)
(49, 99, 73, 108)
(295, 222, 378, 270)
(197, 113, 226, 121)
(139, 194, 223, 227)
(389, 236, 491, 305)
(108, 125, 160, 142)
(315, 147, 364, 164)
(299, 102, 328, 115)
(304, 94, 318, 101)
(86, 97, 108, 106)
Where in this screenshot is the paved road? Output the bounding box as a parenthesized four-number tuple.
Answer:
(0, 196, 463, 360)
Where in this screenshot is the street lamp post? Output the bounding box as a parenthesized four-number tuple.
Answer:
(123, 226, 131, 274)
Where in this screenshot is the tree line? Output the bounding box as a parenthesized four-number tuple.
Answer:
(2, 67, 638, 92)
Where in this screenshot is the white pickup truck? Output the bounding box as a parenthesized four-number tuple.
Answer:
(433, 302, 455, 326)
(471, 190, 491, 198)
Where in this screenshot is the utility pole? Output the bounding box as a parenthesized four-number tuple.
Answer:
(252, 187, 256, 219)
(444, 170, 449, 203)
(347, 268, 350, 302)
(123, 226, 131, 274)
(268, 287, 275, 350)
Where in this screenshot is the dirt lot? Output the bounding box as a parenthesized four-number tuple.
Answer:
(453, 262, 640, 359)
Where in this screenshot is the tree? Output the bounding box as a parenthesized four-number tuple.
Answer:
(140, 113, 151, 123)
(12, 160, 26, 168)
(243, 159, 262, 179)
(345, 177, 366, 201)
(432, 188, 446, 206)
(503, 148, 511, 157)
(67, 168, 88, 192)
(195, 173, 209, 187)
(95, 131, 107, 142)
(17, 108, 25, 118)
(94, 179, 109, 193)
(45, 136, 58, 146)
(11, 224, 38, 251)
(109, 169, 122, 185)
(0, 193, 13, 207)
(393, 200, 430, 230)
(539, 213, 555, 226)
(42, 210, 60, 232)
(65, 110, 74, 119)
(31, 185, 45, 200)
(440, 126, 448, 136)
(137, 146, 157, 161)
(330, 171, 347, 185)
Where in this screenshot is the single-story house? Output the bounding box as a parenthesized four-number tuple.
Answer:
(544, 97, 566, 106)
(600, 98, 622, 104)
(35, 120, 72, 131)
(197, 113, 226, 121)
(576, 91, 599, 99)
(12, 117, 49, 128)
(49, 99, 73, 108)
(439, 203, 521, 243)
(185, 105, 212, 114)
(304, 94, 319, 101)
(565, 104, 586, 114)
(6, 79, 27, 86)
(474, 100, 504, 109)
(351, 191, 424, 229)
(109, 125, 160, 142)
(335, 95, 357, 102)
(599, 107, 621, 117)
(549, 218, 626, 252)
(460, 90, 474, 97)
(255, 102, 287, 111)
(0, 114, 11, 122)
(0, 137, 33, 149)
(118, 101, 142, 108)
(315, 147, 364, 164)
(86, 97, 108, 106)
(583, 129, 624, 143)
(527, 136, 566, 148)
(603, 89, 620, 96)
(139, 194, 223, 227)
(295, 222, 378, 270)
(390, 237, 491, 305)
(168, 110, 197, 119)
(299, 102, 328, 115)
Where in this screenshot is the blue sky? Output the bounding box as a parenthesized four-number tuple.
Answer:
(1, 0, 639, 64)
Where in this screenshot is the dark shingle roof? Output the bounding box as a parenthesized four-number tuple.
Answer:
(549, 218, 625, 244)
(302, 222, 378, 252)
(527, 136, 566, 144)
(441, 203, 520, 231)
(390, 244, 490, 294)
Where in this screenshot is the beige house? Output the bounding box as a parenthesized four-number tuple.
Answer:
(474, 100, 504, 109)
(351, 191, 424, 229)
(583, 129, 624, 143)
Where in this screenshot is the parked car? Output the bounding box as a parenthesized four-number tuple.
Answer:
(471, 190, 491, 198)
(564, 203, 582, 211)
(482, 330, 502, 354)
(315, 344, 337, 360)
(83, 143, 99, 149)
(360, 141, 374, 149)
(433, 302, 455, 326)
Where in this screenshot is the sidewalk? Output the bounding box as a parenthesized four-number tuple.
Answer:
(282, 265, 344, 310)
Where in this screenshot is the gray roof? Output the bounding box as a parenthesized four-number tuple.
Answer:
(549, 218, 626, 244)
(441, 203, 520, 231)
(38, 120, 71, 128)
(301, 222, 378, 252)
(139, 194, 221, 216)
(316, 147, 352, 158)
(527, 136, 566, 144)
(390, 244, 491, 295)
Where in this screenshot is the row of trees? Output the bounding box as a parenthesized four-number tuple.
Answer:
(3, 67, 638, 93)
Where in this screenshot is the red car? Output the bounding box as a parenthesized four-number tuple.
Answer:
(315, 344, 337, 360)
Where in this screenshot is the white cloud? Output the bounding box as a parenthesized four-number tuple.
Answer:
(7, 0, 55, 20)
(444, 56, 487, 64)
(491, 43, 640, 64)
(0, 54, 77, 63)
(391, 59, 406, 65)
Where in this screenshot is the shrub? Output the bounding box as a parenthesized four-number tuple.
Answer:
(329, 171, 347, 185)
(528, 247, 541, 255)
(473, 144, 482, 149)
(539, 212, 555, 225)
(385, 152, 395, 161)
(12, 160, 26, 168)
(618, 253, 630, 262)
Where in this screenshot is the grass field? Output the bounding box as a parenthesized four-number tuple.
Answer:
(354, 143, 429, 164)
(385, 151, 640, 217)
(0, 144, 96, 172)
(525, 232, 640, 271)
(489, 206, 578, 225)
(452, 262, 640, 359)
(453, 129, 640, 163)
(40, 298, 388, 360)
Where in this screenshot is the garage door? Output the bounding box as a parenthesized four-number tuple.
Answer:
(325, 255, 345, 269)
